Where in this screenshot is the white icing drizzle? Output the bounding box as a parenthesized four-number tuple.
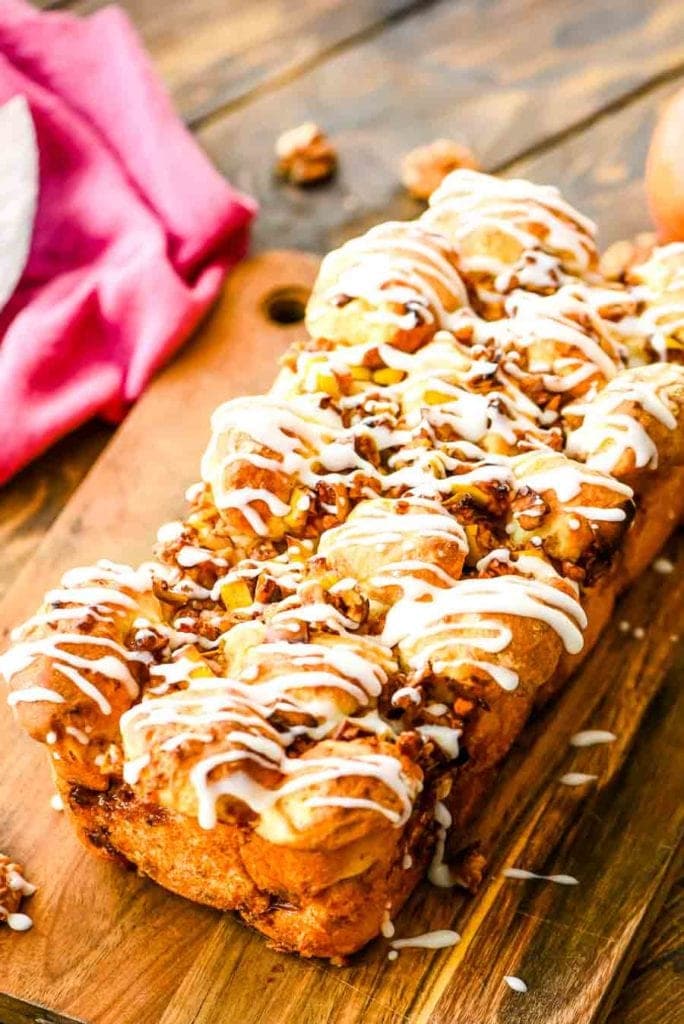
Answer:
(503, 867, 579, 885)
(565, 368, 680, 473)
(383, 567, 586, 695)
(6, 869, 36, 898)
(201, 394, 343, 528)
(424, 169, 596, 294)
(176, 545, 227, 569)
(417, 725, 461, 760)
(504, 975, 528, 993)
(2, 633, 138, 715)
(65, 724, 90, 745)
(123, 754, 151, 785)
(390, 929, 460, 951)
(0, 559, 163, 716)
(311, 220, 467, 332)
(559, 772, 598, 787)
(570, 730, 616, 747)
(121, 657, 419, 831)
(381, 910, 395, 938)
(514, 456, 633, 520)
(156, 520, 184, 545)
(392, 686, 422, 706)
(6, 912, 33, 932)
(428, 800, 454, 888)
(628, 243, 684, 359)
(320, 499, 467, 555)
(7, 686, 65, 706)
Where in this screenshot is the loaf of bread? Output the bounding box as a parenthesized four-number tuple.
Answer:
(2, 170, 683, 960)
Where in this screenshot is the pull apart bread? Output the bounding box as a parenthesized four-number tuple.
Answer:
(2, 170, 683, 960)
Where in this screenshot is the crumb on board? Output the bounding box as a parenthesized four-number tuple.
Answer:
(275, 122, 337, 185)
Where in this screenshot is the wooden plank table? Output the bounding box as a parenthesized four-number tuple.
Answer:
(3, 1, 683, 1020)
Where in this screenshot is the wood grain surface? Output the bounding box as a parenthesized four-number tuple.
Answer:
(68, 0, 417, 125)
(197, 0, 684, 253)
(0, 250, 682, 1024)
(2, 0, 683, 1019)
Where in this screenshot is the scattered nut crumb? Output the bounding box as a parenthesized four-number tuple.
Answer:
(600, 232, 656, 281)
(652, 557, 674, 575)
(450, 847, 487, 893)
(0, 853, 36, 932)
(618, 620, 630, 633)
(275, 122, 337, 185)
(401, 138, 479, 200)
(633, 626, 645, 639)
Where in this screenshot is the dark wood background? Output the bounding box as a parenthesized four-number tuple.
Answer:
(3, 1, 683, 1020)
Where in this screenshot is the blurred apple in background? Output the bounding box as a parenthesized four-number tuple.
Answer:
(646, 85, 684, 242)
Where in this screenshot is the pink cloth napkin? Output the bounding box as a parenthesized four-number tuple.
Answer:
(0, 0, 256, 485)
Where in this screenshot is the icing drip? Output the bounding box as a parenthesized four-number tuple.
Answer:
(570, 730, 616, 747)
(559, 772, 598, 786)
(428, 801, 454, 887)
(503, 867, 579, 885)
(6, 912, 33, 932)
(390, 929, 460, 951)
(504, 976, 528, 993)
(381, 910, 395, 938)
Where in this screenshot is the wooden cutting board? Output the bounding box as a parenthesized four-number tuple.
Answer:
(0, 251, 682, 1024)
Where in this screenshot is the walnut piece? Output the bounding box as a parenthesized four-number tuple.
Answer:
(600, 232, 657, 282)
(275, 122, 337, 186)
(0, 852, 36, 931)
(450, 845, 487, 893)
(401, 138, 479, 201)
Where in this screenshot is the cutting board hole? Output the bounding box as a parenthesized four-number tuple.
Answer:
(263, 286, 309, 325)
